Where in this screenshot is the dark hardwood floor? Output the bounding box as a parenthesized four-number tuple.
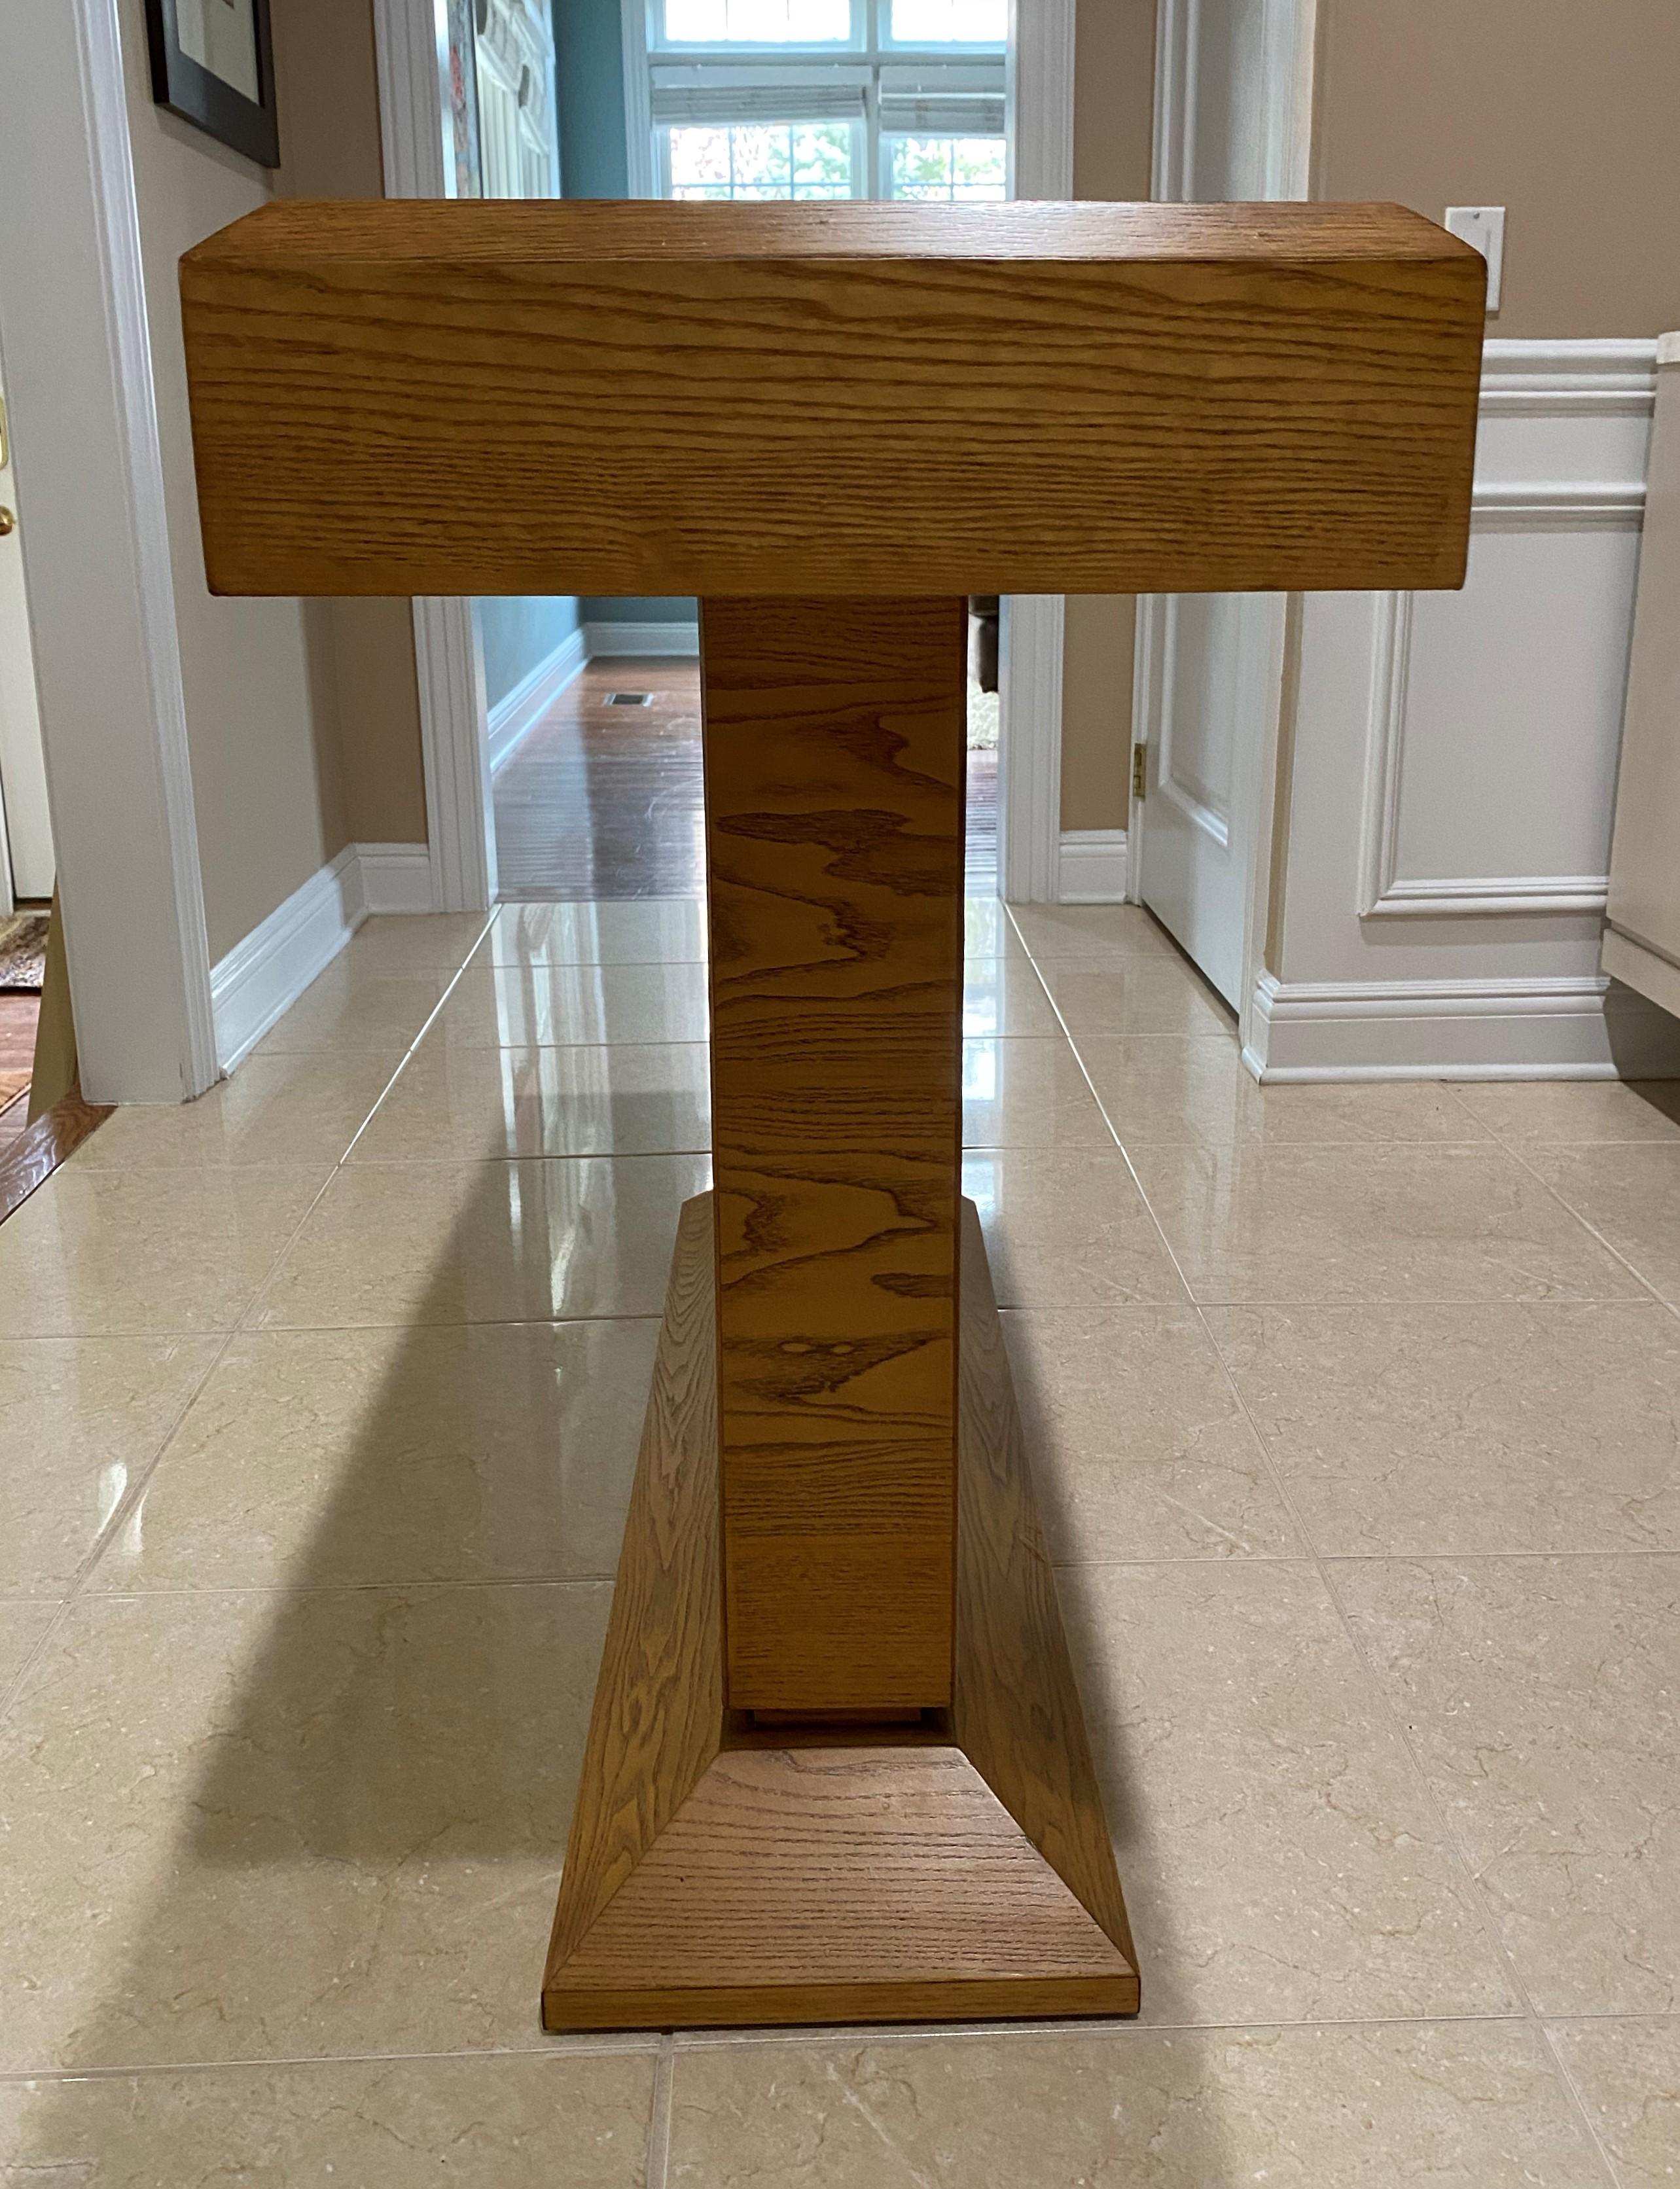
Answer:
(0, 993, 40, 1154)
(492, 660, 998, 901)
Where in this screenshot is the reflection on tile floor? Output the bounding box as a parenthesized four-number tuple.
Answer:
(0, 899, 1677, 2182)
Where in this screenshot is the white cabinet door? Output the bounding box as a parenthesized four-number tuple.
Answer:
(0, 380, 54, 906)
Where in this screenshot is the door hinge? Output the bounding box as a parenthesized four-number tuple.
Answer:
(1132, 745, 1147, 800)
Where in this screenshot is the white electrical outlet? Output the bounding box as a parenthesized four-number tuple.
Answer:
(1444, 206, 1505, 313)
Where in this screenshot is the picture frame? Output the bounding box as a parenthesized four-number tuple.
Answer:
(143, 0, 280, 170)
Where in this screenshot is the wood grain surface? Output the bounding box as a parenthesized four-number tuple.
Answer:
(0, 1086, 111, 1228)
(952, 1198, 1137, 1975)
(704, 597, 965, 1715)
(543, 1194, 723, 1981)
(542, 1191, 1139, 2031)
(181, 198, 1484, 600)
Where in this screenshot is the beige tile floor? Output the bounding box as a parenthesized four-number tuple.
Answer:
(1, 898, 1678, 2183)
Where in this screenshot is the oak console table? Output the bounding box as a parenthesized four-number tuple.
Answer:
(181, 199, 1482, 2032)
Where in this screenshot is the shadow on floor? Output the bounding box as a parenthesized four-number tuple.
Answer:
(14, 1148, 1226, 2181)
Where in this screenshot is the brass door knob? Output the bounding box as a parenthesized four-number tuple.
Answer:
(0, 507, 14, 537)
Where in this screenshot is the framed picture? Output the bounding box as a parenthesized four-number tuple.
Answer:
(144, 0, 280, 169)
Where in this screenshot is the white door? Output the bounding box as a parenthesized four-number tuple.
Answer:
(1137, 592, 1282, 1008)
(0, 374, 55, 907)
(1134, 0, 1308, 1008)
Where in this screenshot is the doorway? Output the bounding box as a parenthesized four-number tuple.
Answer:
(374, 0, 1067, 912)
(1130, 0, 1313, 1022)
(486, 0, 1009, 902)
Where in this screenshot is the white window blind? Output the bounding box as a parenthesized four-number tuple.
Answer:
(637, 0, 1007, 205)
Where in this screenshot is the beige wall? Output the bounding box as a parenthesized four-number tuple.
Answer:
(1317, 0, 1680, 339)
(1060, 0, 1156, 833)
(121, 0, 349, 962)
(272, 0, 429, 847)
(121, 0, 427, 969)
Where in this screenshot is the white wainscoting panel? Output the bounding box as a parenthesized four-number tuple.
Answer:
(1260, 338, 1677, 1080)
(1058, 830, 1129, 903)
(486, 629, 587, 773)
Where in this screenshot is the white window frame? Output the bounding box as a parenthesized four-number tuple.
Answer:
(628, 0, 1007, 205)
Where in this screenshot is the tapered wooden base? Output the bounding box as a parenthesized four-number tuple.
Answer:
(542, 1194, 1139, 2032)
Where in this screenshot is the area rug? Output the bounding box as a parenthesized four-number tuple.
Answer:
(0, 914, 48, 992)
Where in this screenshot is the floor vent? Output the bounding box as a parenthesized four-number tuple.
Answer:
(603, 691, 654, 707)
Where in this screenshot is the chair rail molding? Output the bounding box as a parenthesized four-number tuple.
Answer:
(372, 0, 496, 912)
(0, 0, 217, 1102)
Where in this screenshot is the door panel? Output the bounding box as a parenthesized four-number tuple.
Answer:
(1139, 591, 1280, 1010)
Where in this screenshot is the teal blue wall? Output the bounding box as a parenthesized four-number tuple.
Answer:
(556, 0, 630, 196)
(476, 593, 582, 714)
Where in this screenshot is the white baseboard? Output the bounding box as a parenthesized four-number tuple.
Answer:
(357, 842, 434, 914)
(209, 840, 433, 1072)
(486, 628, 587, 774)
(1058, 828, 1128, 903)
(584, 619, 699, 659)
(1244, 971, 1680, 1082)
(211, 846, 363, 1073)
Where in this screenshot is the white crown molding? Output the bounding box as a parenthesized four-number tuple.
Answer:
(584, 619, 700, 659)
(487, 628, 588, 772)
(1057, 829, 1128, 904)
(1245, 968, 1680, 1082)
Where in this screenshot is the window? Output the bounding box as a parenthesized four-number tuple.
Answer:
(637, 0, 1007, 204)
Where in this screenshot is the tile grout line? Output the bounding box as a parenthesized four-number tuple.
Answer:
(2, 2004, 1675, 2091)
(0, 2037, 665, 2088)
(1469, 1116, 1680, 1334)
(645, 2035, 675, 2189)
(1003, 902, 1630, 2188)
(0, 922, 503, 1729)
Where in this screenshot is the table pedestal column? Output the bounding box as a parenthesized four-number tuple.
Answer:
(542, 598, 1137, 2032)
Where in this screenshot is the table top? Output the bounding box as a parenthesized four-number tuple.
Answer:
(187, 196, 1474, 267)
(183, 198, 1485, 601)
